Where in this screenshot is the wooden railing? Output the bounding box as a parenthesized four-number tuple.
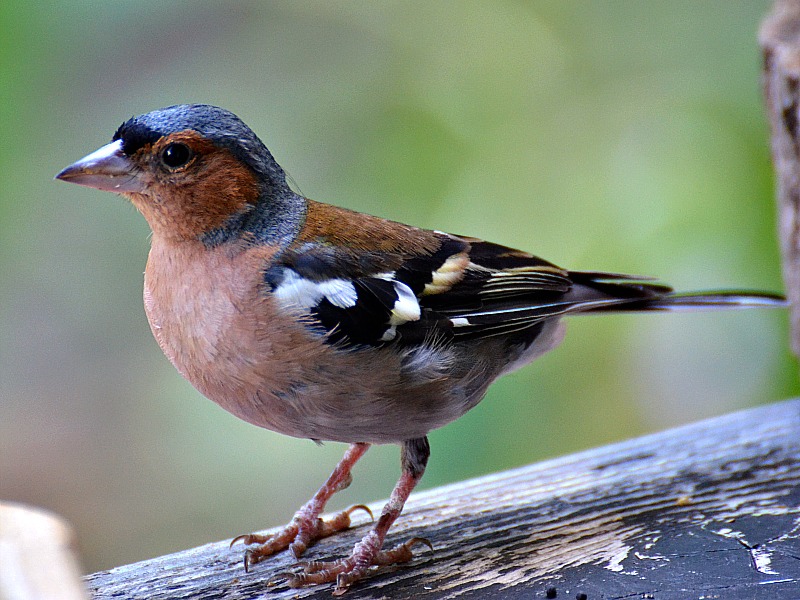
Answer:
(82, 399, 800, 599)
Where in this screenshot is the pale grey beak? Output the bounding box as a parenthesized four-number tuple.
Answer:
(55, 139, 145, 193)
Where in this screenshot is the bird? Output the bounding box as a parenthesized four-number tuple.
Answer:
(56, 104, 785, 595)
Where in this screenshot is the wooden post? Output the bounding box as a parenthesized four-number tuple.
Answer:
(761, 0, 800, 354)
(0, 502, 89, 600)
(87, 399, 800, 599)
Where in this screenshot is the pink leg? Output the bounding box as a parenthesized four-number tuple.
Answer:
(289, 437, 432, 595)
(231, 442, 372, 568)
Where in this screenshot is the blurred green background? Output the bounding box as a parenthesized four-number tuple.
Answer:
(1, 0, 795, 574)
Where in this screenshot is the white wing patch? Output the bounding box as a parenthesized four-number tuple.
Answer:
(381, 280, 421, 341)
(389, 281, 421, 324)
(273, 270, 358, 310)
(273, 269, 424, 344)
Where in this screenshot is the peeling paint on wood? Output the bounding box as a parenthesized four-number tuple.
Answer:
(87, 398, 800, 599)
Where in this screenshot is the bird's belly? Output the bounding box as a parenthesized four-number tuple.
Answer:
(145, 289, 476, 442)
(142, 242, 490, 443)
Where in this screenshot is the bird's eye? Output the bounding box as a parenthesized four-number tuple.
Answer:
(161, 143, 193, 169)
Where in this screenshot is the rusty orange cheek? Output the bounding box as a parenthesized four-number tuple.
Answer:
(129, 137, 261, 241)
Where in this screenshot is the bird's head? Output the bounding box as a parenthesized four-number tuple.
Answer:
(57, 104, 291, 242)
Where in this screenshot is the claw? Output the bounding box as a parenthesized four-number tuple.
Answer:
(406, 536, 434, 553)
(242, 547, 271, 572)
(243, 549, 252, 573)
(333, 574, 352, 596)
(230, 532, 270, 549)
(334, 568, 368, 596)
(345, 504, 374, 521)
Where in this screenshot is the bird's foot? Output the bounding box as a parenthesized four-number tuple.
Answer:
(230, 504, 373, 570)
(288, 534, 432, 596)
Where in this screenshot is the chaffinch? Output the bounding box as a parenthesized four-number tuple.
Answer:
(56, 104, 785, 594)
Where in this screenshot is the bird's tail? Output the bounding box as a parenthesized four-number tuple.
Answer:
(582, 290, 787, 313)
(565, 271, 786, 314)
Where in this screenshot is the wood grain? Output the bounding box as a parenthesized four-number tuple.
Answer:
(87, 398, 800, 599)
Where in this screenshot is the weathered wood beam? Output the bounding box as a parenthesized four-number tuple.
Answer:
(87, 398, 800, 599)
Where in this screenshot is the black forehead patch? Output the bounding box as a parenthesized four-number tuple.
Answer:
(113, 120, 161, 156)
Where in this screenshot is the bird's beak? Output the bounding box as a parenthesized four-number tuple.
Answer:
(55, 139, 145, 193)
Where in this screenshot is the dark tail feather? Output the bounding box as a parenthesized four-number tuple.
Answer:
(583, 290, 787, 313)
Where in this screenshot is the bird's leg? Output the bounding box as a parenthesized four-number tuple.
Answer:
(231, 442, 372, 568)
(289, 437, 432, 596)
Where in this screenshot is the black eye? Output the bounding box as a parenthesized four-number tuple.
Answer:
(161, 143, 193, 169)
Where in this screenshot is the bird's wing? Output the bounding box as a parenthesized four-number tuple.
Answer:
(265, 219, 670, 347)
